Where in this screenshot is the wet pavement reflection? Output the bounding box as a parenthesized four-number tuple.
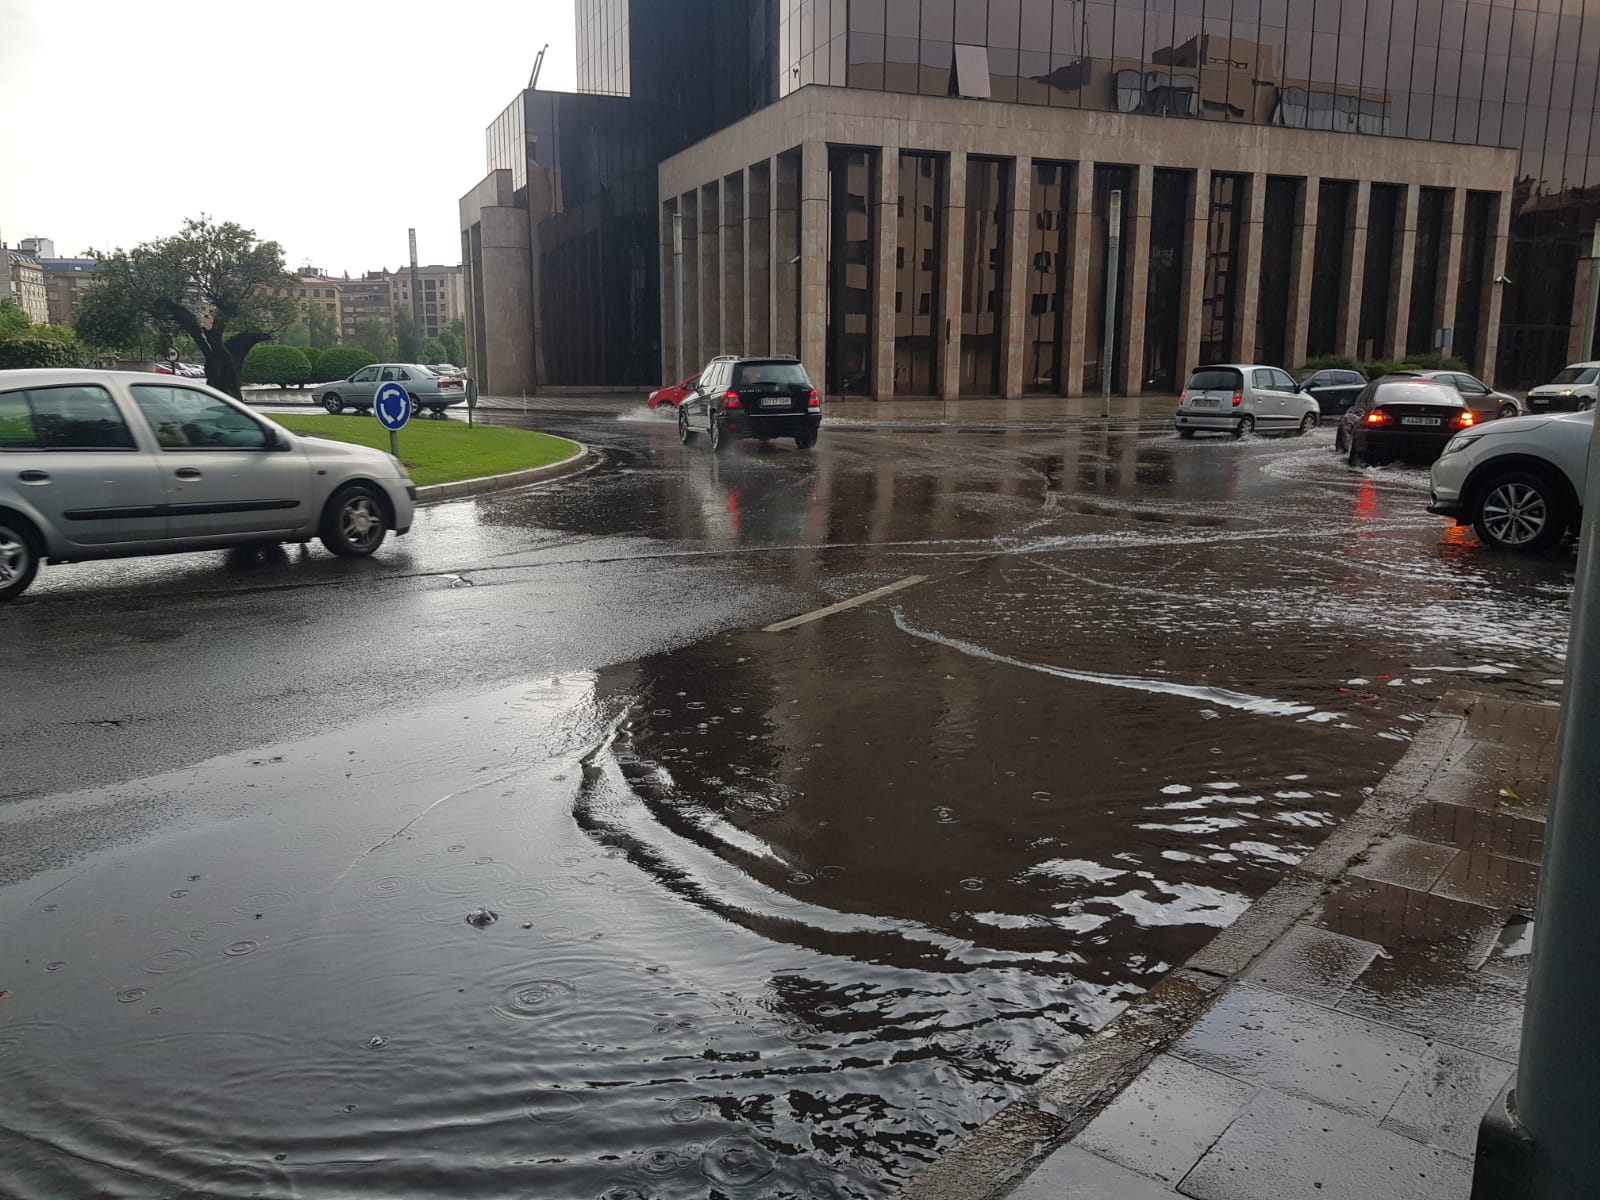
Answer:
(0, 410, 1573, 1196)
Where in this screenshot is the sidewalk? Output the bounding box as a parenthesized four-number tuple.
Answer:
(905, 694, 1555, 1200)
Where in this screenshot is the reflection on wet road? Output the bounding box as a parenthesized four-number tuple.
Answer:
(0, 412, 1572, 1197)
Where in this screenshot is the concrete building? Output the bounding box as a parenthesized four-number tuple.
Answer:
(40, 257, 100, 327)
(340, 272, 397, 342)
(6, 251, 49, 325)
(414, 265, 464, 338)
(18, 237, 55, 260)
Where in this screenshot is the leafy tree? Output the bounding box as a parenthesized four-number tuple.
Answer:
(0, 301, 84, 368)
(0, 299, 30, 335)
(395, 310, 420, 363)
(279, 321, 312, 348)
(353, 317, 395, 361)
(306, 304, 339, 350)
(420, 336, 446, 364)
(243, 344, 313, 387)
(74, 216, 297, 399)
(438, 317, 466, 368)
(313, 346, 375, 381)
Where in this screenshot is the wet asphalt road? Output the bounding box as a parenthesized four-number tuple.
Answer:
(0, 408, 1574, 1198)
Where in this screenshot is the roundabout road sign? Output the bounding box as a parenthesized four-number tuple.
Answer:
(374, 382, 411, 431)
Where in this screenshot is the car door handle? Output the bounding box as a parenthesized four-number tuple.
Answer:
(175, 467, 204, 481)
(18, 470, 49, 483)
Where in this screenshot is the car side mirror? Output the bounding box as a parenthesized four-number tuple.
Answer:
(270, 429, 292, 451)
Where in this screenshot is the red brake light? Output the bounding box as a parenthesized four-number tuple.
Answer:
(808, 389, 820, 408)
(1366, 410, 1387, 425)
(1232, 392, 1243, 407)
(1459, 411, 1476, 427)
(724, 391, 742, 409)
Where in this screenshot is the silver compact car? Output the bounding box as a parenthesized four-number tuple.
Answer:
(0, 369, 416, 601)
(314, 363, 468, 417)
(1174, 364, 1320, 438)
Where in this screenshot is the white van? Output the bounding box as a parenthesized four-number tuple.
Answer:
(1525, 362, 1599, 414)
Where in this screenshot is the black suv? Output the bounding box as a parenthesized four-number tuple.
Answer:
(678, 356, 821, 452)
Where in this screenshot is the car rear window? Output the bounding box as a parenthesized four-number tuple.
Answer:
(0, 385, 136, 451)
(1374, 382, 1459, 407)
(1552, 367, 1599, 385)
(733, 362, 810, 387)
(1186, 368, 1243, 391)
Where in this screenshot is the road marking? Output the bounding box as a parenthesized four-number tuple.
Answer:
(764, 575, 930, 633)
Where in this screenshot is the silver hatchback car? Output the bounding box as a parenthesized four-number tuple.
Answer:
(0, 369, 416, 602)
(1174, 363, 1321, 438)
(314, 363, 468, 417)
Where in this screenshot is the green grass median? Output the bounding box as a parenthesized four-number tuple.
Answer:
(269, 414, 579, 488)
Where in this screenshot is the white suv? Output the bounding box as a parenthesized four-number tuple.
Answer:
(1429, 409, 1592, 553)
(0, 369, 416, 601)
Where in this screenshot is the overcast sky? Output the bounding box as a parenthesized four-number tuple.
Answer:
(0, 0, 577, 275)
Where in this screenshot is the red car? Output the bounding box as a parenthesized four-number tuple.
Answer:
(649, 374, 698, 414)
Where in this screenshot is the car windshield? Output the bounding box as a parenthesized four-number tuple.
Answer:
(734, 363, 809, 387)
(1187, 368, 1243, 391)
(1551, 367, 1599, 385)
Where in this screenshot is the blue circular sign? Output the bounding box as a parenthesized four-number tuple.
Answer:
(374, 382, 411, 431)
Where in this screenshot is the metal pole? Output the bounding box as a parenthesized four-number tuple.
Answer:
(1490, 406, 1600, 1198)
(1102, 189, 1122, 420)
(390, 429, 399, 460)
(1584, 224, 1599, 362)
(673, 212, 685, 381)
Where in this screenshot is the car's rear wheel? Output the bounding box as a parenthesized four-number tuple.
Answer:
(795, 431, 817, 450)
(322, 394, 344, 414)
(0, 514, 41, 602)
(1233, 415, 1255, 439)
(1296, 413, 1316, 436)
(1471, 469, 1570, 554)
(1347, 439, 1364, 467)
(320, 484, 389, 558)
(678, 408, 697, 445)
(709, 413, 728, 453)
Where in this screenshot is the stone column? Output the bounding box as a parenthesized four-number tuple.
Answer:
(1234, 173, 1266, 363)
(873, 146, 900, 400)
(699, 181, 721, 363)
(1478, 191, 1510, 386)
(1001, 158, 1033, 399)
(1121, 162, 1153, 394)
(1387, 184, 1419, 362)
(722, 173, 745, 358)
(1284, 176, 1320, 370)
(681, 191, 700, 375)
(746, 160, 771, 357)
(1434, 188, 1465, 360)
(939, 150, 968, 401)
(772, 152, 800, 359)
(1064, 161, 1094, 395)
(659, 201, 677, 381)
(1337, 179, 1370, 359)
(1176, 170, 1210, 382)
(1572, 256, 1598, 365)
(800, 140, 829, 383)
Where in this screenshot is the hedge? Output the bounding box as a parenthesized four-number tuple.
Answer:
(0, 335, 85, 370)
(312, 346, 376, 381)
(242, 344, 313, 387)
(1298, 352, 1469, 378)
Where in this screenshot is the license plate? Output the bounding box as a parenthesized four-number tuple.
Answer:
(1401, 416, 1441, 426)
(759, 396, 790, 409)
(1190, 397, 1218, 408)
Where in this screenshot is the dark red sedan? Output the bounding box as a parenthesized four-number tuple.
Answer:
(648, 374, 699, 414)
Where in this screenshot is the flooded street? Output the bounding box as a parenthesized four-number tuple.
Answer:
(0, 411, 1573, 1198)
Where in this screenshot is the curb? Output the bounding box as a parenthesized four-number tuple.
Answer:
(897, 699, 1476, 1200)
(414, 440, 591, 504)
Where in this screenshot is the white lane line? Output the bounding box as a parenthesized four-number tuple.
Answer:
(764, 575, 930, 633)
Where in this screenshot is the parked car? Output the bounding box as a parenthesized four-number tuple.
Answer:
(314, 363, 467, 417)
(1525, 362, 1600, 413)
(1386, 369, 1520, 421)
(677, 356, 821, 452)
(1173, 364, 1320, 439)
(0, 369, 416, 602)
(1336, 376, 1475, 465)
(427, 363, 466, 378)
(1297, 367, 1368, 416)
(649, 373, 700, 414)
(1430, 409, 1592, 553)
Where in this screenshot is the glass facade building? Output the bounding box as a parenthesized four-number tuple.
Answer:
(576, 0, 631, 96)
(767, 0, 1600, 385)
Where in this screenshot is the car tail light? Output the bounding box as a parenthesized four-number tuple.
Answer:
(724, 391, 743, 409)
(808, 389, 820, 408)
(1231, 392, 1243, 407)
(1366, 410, 1389, 425)
(1458, 411, 1475, 427)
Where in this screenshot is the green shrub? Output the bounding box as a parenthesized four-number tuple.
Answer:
(242, 344, 313, 387)
(312, 346, 375, 381)
(0, 333, 85, 370)
(1296, 354, 1360, 375)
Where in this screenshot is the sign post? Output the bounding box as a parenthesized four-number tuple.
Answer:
(374, 380, 411, 460)
(467, 378, 478, 429)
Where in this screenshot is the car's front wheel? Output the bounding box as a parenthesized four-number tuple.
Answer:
(320, 484, 389, 558)
(1471, 469, 1571, 554)
(1296, 413, 1317, 436)
(322, 394, 344, 414)
(1498, 402, 1519, 419)
(0, 514, 41, 602)
(1177, 428, 1195, 439)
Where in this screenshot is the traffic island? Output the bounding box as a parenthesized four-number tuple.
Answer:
(269, 414, 588, 497)
(902, 693, 1554, 1200)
